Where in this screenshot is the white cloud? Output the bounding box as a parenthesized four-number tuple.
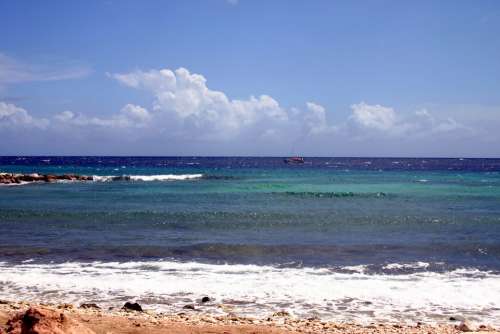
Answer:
(0, 101, 48, 129)
(347, 102, 467, 137)
(110, 67, 473, 145)
(413, 108, 464, 134)
(120, 104, 151, 123)
(0, 53, 91, 87)
(54, 104, 150, 129)
(350, 102, 396, 131)
(304, 102, 336, 135)
(111, 67, 288, 138)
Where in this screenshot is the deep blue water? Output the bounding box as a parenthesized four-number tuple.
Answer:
(1, 156, 500, 272)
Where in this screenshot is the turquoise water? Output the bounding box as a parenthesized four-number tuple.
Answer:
(1, 157, 500, 324)
(1, 157, 499, 271)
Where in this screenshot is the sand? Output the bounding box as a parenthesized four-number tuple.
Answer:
(0, 300, 498, 334)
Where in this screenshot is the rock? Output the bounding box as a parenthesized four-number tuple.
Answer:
(0, 172, 94, 185)
(122, 302, 143, 312)
(272, 310, 290, 317)
(44, 175, 57, 182)
(0, 174, 16, 184)
(79, 303, 100, 310)
(456, 321, 473, 332)
(57, 304, 74, 309)
(201, 296, 211, 303)
(183, 304, 195, 310)
(6, 307, 95, 334)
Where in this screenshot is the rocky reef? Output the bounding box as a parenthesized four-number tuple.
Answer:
(0, 173, 93, 185)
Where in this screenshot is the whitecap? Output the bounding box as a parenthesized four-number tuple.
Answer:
(92, 174, 203, 182)
(0, 260, 498, 326)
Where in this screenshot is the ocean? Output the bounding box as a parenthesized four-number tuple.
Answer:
(0, 156, 499, 325)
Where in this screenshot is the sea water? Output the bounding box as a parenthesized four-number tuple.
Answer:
(0, 157, 499, 325)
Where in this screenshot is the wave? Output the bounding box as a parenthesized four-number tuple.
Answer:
(383, 261, 431, 270)
(92, 174, 203, 182)
(276, 191, 388, 198)
(0, 260, 498, 326)
(3, 243, 498, 272)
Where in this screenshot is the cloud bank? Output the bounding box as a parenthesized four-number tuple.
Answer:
(0, 65, 487, 156)
(0, 101, 48, 129)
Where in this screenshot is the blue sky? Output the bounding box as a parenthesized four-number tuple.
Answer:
(1, 0, 500, 156)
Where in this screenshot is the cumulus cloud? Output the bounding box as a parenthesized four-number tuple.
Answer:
(413, 109, 464, 134)
(0, 101, 48, 129)
(54, 104, 150, 128)
(110, 67, 288, 138)
(350, 102, 396, 131)
(348, 102, 467, 137)
(109, 67, 474, 146)
(304, 102, 336, 135)
(0, 53, 91, 87)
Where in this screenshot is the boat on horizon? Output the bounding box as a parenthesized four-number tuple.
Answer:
(284, 156, 305, 164)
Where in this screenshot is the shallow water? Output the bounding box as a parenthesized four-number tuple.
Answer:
(0, 157, 499, 325)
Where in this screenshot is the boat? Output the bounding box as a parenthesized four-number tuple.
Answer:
(284, 156, 305, 164)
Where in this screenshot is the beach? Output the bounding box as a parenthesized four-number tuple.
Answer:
(1, 157, 499, 332)
(1, 300, 497, 334)
(3, 0, 500, 331)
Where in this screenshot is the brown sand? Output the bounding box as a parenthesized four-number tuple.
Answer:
(0, 300, 498, 334)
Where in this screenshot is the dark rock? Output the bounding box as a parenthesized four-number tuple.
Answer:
(449, 317, 457, 321)
(1, 172, 94, 185)
(183, 304, 195, 310)
(79, 303, 100, 310)
(272, 310, 290, 317)
(44, 175, 57, 182)
(201, 296, 211, 303)
(122, 302, 143, 312)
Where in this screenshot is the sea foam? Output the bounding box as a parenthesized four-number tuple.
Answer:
(0, 260, 498, 326)
(92, 174, 203, 182)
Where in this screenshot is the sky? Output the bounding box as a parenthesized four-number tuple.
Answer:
(1, 0, 500, 157)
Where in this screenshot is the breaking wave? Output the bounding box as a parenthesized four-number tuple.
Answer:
(275, 191, 388, 198)
(0, 260, 499, 326)
(92, 174, 204, 182)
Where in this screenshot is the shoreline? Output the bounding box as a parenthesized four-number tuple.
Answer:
(0, 300, 498, 334)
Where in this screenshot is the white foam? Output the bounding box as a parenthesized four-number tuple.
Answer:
(92, 174, 203, 182)
(340, 264, 368, 273)
(0, 260, 498, 326)
(0, 181, 30, 187)
(383, 262, 430, 270)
